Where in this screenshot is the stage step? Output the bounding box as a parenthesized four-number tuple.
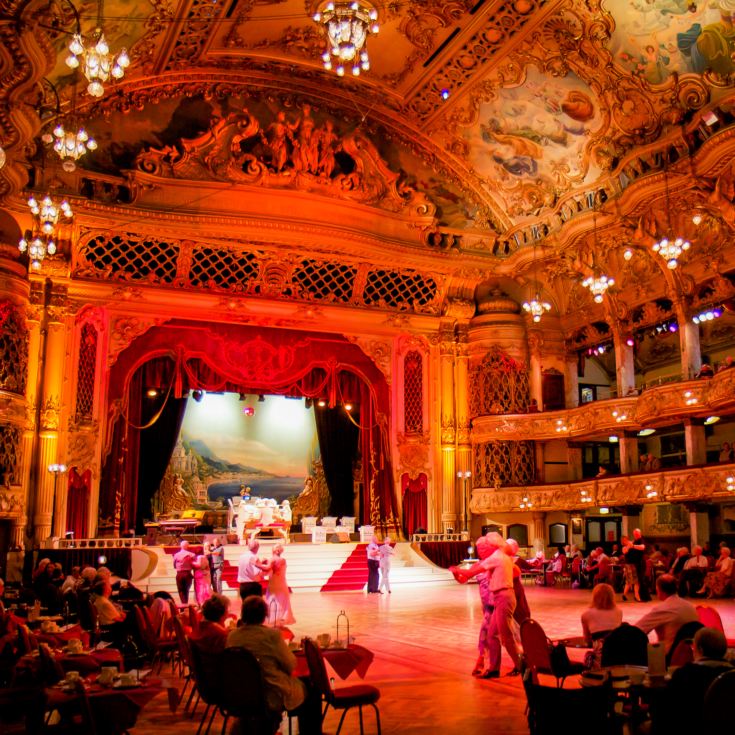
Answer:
(137, 541, 453, 598)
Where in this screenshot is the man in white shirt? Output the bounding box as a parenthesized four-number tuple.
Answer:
(452, 532, 520, 677)
(378, 538, 394, 593)
(237, 539, 269, 600)
(635, 574, 698, 653)
(679, 545, 709, 597)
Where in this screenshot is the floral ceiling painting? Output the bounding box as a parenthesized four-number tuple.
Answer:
(609, 0, 735, 84)
(463, 68, 602, 219)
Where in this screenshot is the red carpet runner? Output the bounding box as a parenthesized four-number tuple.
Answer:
(320, 544, 368, 592)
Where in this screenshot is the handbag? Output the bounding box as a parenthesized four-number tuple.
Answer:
(549, 642, 572, 673)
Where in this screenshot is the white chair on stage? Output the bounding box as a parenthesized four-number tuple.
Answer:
(359, 525, 375, 543)
(338, 516, 356, 533)
(320, 516, 338, 533)
(301, 516, 318, 534)
(310, 526, 328, 544)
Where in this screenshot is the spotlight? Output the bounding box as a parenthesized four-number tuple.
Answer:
(669, 323, 678, 333)
(599, 507, 610, 514)
(441, 88, 450, 100)
(344, 403, 353, 412)
(146, 388, 158, 398)
(704, 416, 720, 425)
(192, 390, 203, 402)
(626, 337, 635, 347)
(317, 399, 326, 407)
(97, 554, 107, 565)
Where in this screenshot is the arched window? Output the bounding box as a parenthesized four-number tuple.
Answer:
(507, 523, 529, 547)
(75, 323, 98, 422)
(403, 350, 423, 435)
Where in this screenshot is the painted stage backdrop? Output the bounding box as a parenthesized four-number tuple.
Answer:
(156, 393, 319, 513)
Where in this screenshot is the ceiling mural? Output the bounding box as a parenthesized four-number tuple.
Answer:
(462, 68, 603, 219)
(609, 0, 735, 84)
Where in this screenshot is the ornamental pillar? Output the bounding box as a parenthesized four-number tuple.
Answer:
(621, 507, 642, 539)
(683, 419, 706, 466)
(612, 327, 636, 398)
(685, 502, 709, 548)
(527, 330, 544, 409)
(675, 299, 700, 379)
(619, 432, 639, 474)
(531, 511, 546, 553)
(565, 354, 579, 408)
(439, 322, 457, 532)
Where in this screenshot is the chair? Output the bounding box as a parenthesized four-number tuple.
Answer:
(696, 605, 735, 646)
(189, 642, 224, 735)
(304, 637, 381, 735)
(666, 620, 704, 667)
(704, 670, 735, 729)
(523, 670, 620, 735)
(172, 615, 197, 713)
(217, 647, 280, 735)
(519, 619, 584, 687)
(668, 639, 694, 666)
(0, 686, 46, 735)
(17, 624, 37, 654)
(37, 643, 65, 686)
(134, 605, 178, 673)
(600, 623, 649, 667)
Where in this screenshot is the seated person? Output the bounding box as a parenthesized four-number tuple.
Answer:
(227, 596, 318, 733)
(191, 594, 231, 654)
(581, 583, 622, 669)
(697, 546, 734, 598)
(90, 581, 126, 641)
(669, 546, 690, 582)
(586, 548, 613, 586)
(696, 361, 714, 379)
(651, 627, 733, 735)
(679, 545, 708, 597)
(635, 575, 698, 654)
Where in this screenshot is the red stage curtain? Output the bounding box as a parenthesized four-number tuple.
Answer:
(102, 322, 398, 534)
(66, 467, 91, 539)
(401, 472, 427, 539)
(419, 541, 468, 568)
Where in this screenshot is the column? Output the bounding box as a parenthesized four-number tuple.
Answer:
(439, 323, 457, 533)
(567, 444, 583, 482)
(531, 511, 546, 553)
(613, 329, 636, 397)
(621, 507, 641, 538)
(676, 298, 701, 379)
(619, 432, 639, 474)
(527, 330, 544, 408)
(684, 419, 706, 466)
(454, 325, 471, 534)
(534, 441, 546, 483)
(686, 503, 710, 548)
(565, 354, 579, 408)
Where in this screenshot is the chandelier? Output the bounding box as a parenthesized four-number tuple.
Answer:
(66, 29, 129, 98)
(52, 122, 97, 170)
(653, 163, 690, 269)
(522, 297, 551, 323)
(313, 1, 379, 77)
(18, 195, 73, 270)
(582, 274, 614, 303)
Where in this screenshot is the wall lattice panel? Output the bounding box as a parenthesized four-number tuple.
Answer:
(0, 306, 28, 396)
(473, 441, 535, 488)
(75, 323, 98, 422)
(0, 425, 22, 485)
(470, 347, 530, 416)
(75, 233, 442, 314)
(403, 350, 423, 435)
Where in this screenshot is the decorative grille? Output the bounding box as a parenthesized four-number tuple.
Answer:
(292, 260, 356, 303)
(403, 350, 423, 435)
(469, 346, 530, 417)
(81, 233, 179, 283)
(363, 269, 437, 310)
(473, 441, 535, 487)
(75, 323, 98, 422)
(189, 246, 260, 290)
(0, 305, 28, 396)
(0, 425, 22, 486)
(76, 233, 441, 314)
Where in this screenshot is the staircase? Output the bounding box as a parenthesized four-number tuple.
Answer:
(138, 541, 453, 599)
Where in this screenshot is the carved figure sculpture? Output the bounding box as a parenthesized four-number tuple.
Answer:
(263, 110, 294, 172)
(294, 104, 320, 174)
(317, 119, 339, 178)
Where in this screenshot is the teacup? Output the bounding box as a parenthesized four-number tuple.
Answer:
(98, 667, 116, 686)
(66, 638, 83, 654)
(64, 671, 81, 687)
(316, 633, 331, 648)
(119, 674, 136, 686)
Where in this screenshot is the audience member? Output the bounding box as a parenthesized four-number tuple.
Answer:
(717, 355, 734, 372)
(635, 575, 698, 653)
(586, 548, 613, 587)
(669, 547, 690, 583)
(652, 627, 733, 735)
(697, 546, 734, 598)
(719, 441, 734, 463)
(60, 566, 81, 595)
(679, 545, 708, 597)
(696, 360, 714, 379)
(172, 540, 196, 605)
(191, 594, 231, 654)
(581, 583, 622, 670)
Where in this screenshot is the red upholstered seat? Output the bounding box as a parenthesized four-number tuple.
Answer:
(331, 684, 381, 708)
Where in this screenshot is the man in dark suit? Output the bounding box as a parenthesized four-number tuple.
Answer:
(651, 627, 733, 734)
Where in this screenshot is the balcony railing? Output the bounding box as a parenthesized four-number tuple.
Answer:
(469, 462, 735, 515)
(471, 368, 735, 442)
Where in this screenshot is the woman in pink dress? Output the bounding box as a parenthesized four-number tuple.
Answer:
(193, 551, 212, 606)
(265, 544, 295, 626)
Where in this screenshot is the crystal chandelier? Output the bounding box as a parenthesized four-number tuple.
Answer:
(523, 297, 551, 323)
(18, 194, 73, 270)
(652, 236, 690, 269)
(653, 163, 690, 269)
(582, 274, 614, 303)
(313, 1, 379, 77)
(66, 29, 130, 98)
(52, 122, 97, 170)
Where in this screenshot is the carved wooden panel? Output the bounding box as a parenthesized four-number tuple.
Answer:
(75, 323, 98, 423)
(403, 350, 424, 436)
(0, 303, 28, 396)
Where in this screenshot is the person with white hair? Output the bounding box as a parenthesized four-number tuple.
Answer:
(265, 544, 295, 626)
(378, 537, 395, 594)
(505, 538, 531, 625)
(172, 539, 196, 605)
(451, 532, 521, 677)
(237, 538, 269, 600)
(697, 546, 733, 598)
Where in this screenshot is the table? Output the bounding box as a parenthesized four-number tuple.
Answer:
(16, 647, 124, 679)
(293, 643, 374, 680)
(555, 636, 591, 649)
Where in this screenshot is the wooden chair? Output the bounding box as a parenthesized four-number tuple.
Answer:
(669, 639, 694, 667)
(134, 605, 178, 673)
(0, 686, 46, 735)
(188, 641, 224, 735)
(704, 670, 735, 730)
(519, 619, 584, 687)
(304, 637, 381, 735)
(666, 621, 704, 668)
(600, 623, 649, 668)
(171, 615, 197, 712)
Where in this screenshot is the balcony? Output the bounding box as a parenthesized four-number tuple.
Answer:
(469, 462, 735, 515)
(471, 367, 735, 443)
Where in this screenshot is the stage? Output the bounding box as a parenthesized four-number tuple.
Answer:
(132, 583, 735, 735)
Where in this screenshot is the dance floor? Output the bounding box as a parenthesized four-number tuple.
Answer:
(136, 584, 735, 735)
